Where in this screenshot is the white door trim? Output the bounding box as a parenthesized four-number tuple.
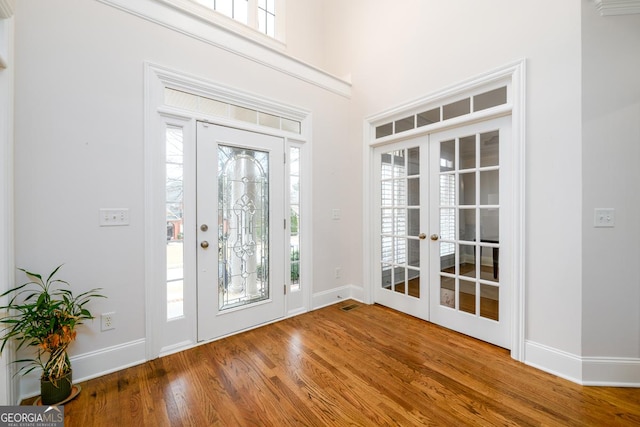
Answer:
(144, 62, 313, 360)
(362, 59, 526, 360)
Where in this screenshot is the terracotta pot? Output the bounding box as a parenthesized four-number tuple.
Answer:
(40, 370, 73, 405)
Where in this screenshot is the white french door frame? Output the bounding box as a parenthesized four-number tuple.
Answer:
(144, 63, 313, 360)
(363, 60, 526, 361)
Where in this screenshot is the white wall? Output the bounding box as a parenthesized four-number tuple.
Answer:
(12, 0, 356, 396)
(581, 3, 640, 366)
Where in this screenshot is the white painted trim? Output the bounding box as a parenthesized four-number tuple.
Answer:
(582, 357, 640, 386)
(312, 285, 363, 310)
(96, 0, 351, 98)
(19, 339, 146, 401)
(525, 341, 640, 387)
(363, 59, 527, 361)
(524, 340, 583, 384)
(145, 62, 313, 360)
(593, 0, 640, 15)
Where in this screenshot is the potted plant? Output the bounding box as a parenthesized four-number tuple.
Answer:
(0, 265, 104, 404)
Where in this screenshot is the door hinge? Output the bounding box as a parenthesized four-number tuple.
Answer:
(284, 218, 287, 229)
(284, 152, 287, 164)
(284, 284, 287, 295)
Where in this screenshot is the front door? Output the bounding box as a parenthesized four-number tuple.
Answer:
(374, 116, 511, 349)
(196, 123, 285, 341)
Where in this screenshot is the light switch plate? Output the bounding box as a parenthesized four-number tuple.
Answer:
(594, 208, 615, 228)
(99, 208, 130, 226)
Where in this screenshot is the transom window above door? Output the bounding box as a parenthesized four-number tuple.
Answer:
(375, 86, 507, 139)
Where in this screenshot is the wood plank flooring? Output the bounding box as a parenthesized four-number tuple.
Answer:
(26, 301, 640, 426)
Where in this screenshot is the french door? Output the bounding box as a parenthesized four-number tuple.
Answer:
(374, 137, 429, 320)
(375, 116, 511, 349)
(196, 123, 285, 341)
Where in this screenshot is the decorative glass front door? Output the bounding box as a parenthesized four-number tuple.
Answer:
(197, 123, 284, 341)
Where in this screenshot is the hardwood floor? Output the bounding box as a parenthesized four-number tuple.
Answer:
(26, 301, 640, 426)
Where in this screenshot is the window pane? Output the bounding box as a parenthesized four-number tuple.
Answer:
(474, 87, 507, 112)
(266, 12, 275, 38)
(395, 116, 414, 133)
(459, 135, 476, 170)
(234, 0, 248, 24)
(290, 146, 301, 291)
(376, 123, 393, 139)
(417, 107, 440, 127)
(443, 98, 471, 120)
(480, 130, 499, 167)
(216, 0, 233, 18)
(166, 127, 184, 319)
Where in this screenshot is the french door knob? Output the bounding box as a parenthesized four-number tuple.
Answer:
(418, 233, 427, 240)
(200, 241, 209, 249)
(430, 234, 439, 241)
(200, 224, 209, 232)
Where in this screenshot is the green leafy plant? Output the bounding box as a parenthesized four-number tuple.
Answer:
(0, 265, 104, 384)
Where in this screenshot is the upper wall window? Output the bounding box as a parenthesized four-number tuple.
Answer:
(193, 0, 282, 40)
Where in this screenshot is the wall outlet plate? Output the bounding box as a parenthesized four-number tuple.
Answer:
(101, 312, 115, 331)
(594, 208, 615, 228)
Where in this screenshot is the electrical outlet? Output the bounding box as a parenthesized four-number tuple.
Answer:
(101, 312, 115, 331)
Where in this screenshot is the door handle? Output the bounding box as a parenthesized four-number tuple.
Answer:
(430, 234, 439, 241)
(200, 241, 209, 249)
(418, 233, 427, 240)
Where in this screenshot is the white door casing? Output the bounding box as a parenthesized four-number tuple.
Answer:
(145, 63, 313, 359)
(363, 60, 525, 359)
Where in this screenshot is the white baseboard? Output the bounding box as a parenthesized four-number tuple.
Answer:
(312, 284, 363, 310)
(19, 339, 146, 402)
(525, 340, 640, 387)
(582, 356, 640, 387)
(524, 340, 582, 384)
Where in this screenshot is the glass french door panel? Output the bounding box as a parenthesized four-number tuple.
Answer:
(407, 177, 420, 206)
(407, 208, 420, 237)
(459, 244, 476, 279)
(459, 135, 476, 170)
(440, 275, 455, 308)
(408, 238, 420, 268)
(480, 284, 499, 321)
(408, 147, 420, 175)
(394, 267, 406, 294)
(378, 145, 423, 300)
(218, 145, 270, 311)
(459, 279, 476, 315)
(459, 172, 476, 205)
(459, 208, 476, 242)
(480, 131, 499, 167)
(437, 129, 502, 316)
(393, 150, 406, 177)
(480, 170, 499, 205)
(440, 140, 455, 172)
